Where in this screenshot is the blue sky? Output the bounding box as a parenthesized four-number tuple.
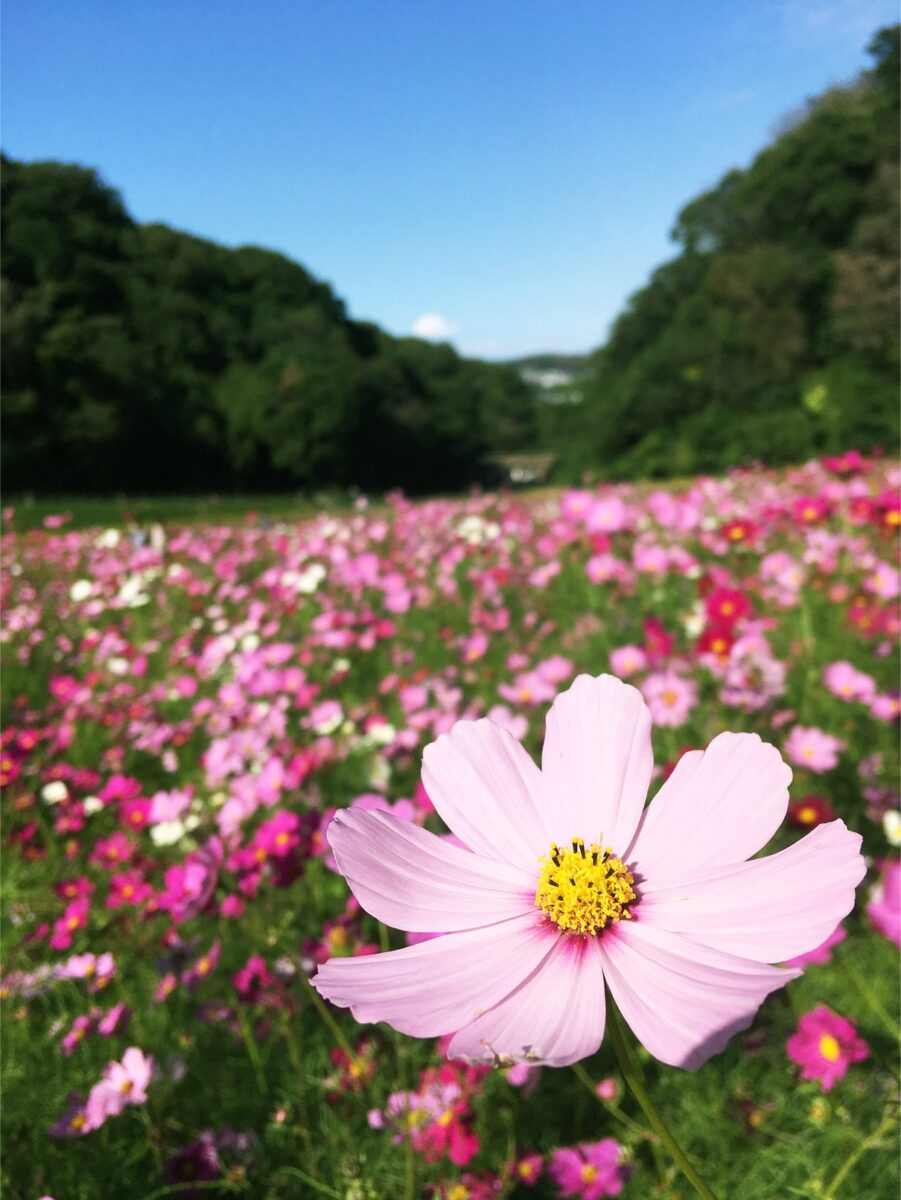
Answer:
(2, 0, 897, 358)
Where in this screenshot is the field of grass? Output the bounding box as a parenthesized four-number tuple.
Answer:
(2, 455, 899, 1200)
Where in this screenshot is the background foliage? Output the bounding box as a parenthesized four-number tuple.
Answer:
(2, 27, 898, 496)
(554, 27, 900, 481)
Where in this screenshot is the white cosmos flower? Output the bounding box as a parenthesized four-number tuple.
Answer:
(150, 815, 200, 846)
(883, 810, 901, 847)
(41, 781, 69, 805)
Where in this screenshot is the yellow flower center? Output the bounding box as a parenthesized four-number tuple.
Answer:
(535, 839, 635, 936)
(581, 1163, 599, 1183)
(819, 1034, 841, 1062)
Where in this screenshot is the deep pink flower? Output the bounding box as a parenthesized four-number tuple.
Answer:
(314, 675, 864, 1069)
(514, 1152, 544, 1186)
(787, 795, 836, 828)
(50, 898, 89, 950)
(786, 1006, 868, 1090)
(48, 1092, 92, 1138)
(705, 586, 751, 626)
(253, 810, 301, 859)
(549, 1138, 629, 1198)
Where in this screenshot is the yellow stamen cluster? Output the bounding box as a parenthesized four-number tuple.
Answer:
(535, 838, 635, 936)
(819, 1034, 841, 1062)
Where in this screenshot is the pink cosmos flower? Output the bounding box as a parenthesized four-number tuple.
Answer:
(783, 726, 845, 773)
(823, 661, 876, 703)
(85, 1047, 153, 1128)
(866, 860, 901, 947)
(549, 1138, 629, 1198)
(640, 671, 698, 727)
(608, 646, 647, 679)
(514, 1152, 544, 1186)
(314, 675, 864, 1069)
(786, 1007, 868, 1091)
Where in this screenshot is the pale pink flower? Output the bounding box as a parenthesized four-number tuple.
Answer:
(586, 496, 628, 534)
(784, 726, 844, 773)
(823, 661, 876, 703)
(866, 861, 901, 947)
(608, 646, 647, 679)
(314, 675, 863, 1069)
(85, 1047, 153, 1127)
(640, 671, 697, 727)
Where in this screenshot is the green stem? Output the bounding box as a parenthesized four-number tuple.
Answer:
(571, 1061, 668, 1184)
(606, 1001, 718, 1200)
(841, 954, 901, 1044)
(823, 1111, 896, 1200)
(570, 1062, 649, 1138)
(303, 972, 355, 1057)
(272, 1167, 343, 1198)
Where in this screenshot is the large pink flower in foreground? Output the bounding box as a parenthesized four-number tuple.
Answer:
(314, 675, 865, 1069)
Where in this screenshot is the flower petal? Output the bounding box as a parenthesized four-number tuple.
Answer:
(540, 674, 653, 853)
(448, 934, 605, 1067)
(600, 921, 799, 1069)
(328, 808, 536, 932)
(313, 912, 555, 1037)
(628, 732, 791, 880)
(421, 719, 547, 869)
(637, 820, 865, 962)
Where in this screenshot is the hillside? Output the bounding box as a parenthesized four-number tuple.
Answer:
(558, 25, 900, 480)
(0, 159, 537, 495)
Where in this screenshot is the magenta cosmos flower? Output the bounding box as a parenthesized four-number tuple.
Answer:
(786, 1006, 869, 1090)
(314, 675, 864, 1069)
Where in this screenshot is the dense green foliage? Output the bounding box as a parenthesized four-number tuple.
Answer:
(1, 161, 536, 494)
(3, 26, 898, 495)
(558, 26, 900, 480)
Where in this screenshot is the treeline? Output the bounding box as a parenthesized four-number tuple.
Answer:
(557, 25, 900, 480)
(1, 159, 536, 494)
(3, 27, 898, 497)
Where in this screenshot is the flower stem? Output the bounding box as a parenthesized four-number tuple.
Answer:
(606, 1001, 719, 1200)
(823, 1109, 896, 1200)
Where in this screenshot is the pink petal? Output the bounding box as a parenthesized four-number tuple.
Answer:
(600, 921, 799, 1069)
(540, 674, 653, 854)
(422, 719, 547, 870)
(328, 808, 536, 932)
(638, 821, 865, 962)
(448, 934, 605, 1067)
(313, 912, 556, 1037)
(628, 733, 791, 880)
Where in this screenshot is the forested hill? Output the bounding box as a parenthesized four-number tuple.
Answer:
(560, 25, 900, 481)
(1, 159, 536, 495)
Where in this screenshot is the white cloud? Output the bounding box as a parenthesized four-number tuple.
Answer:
(411, 312, 457, 341)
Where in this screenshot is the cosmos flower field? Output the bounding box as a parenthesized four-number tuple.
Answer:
(2, 454, 899, 1200)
